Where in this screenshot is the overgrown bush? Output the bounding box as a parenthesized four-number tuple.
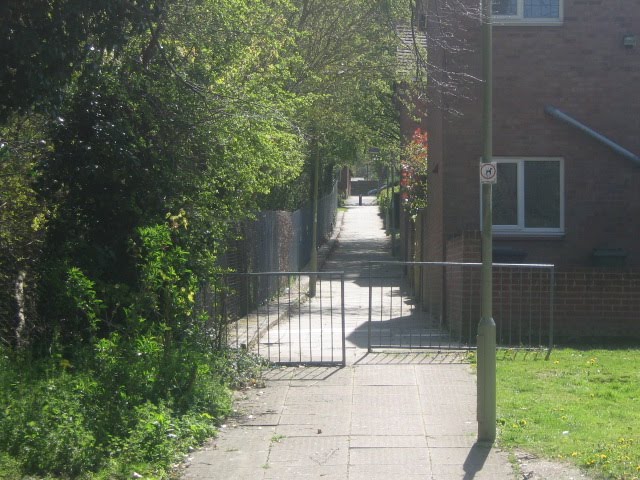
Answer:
(0, 343, 263, 478)
(0, 223, 268, 478)
(400, 128, 429, 219)
(377, 185, 399, 220)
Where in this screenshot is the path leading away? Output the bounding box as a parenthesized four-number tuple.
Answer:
(182, 198, 515, 480)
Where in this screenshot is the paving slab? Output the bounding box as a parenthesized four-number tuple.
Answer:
(182, 199, 515, 480)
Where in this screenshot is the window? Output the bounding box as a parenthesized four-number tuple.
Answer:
(487, 158, 564, 236)
(492, 0, 563, 24)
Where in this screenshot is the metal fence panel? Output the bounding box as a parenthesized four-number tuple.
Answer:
(211, 272, 346, 366)
(367, 261, 555, 351)
(219, 182, 338, 274)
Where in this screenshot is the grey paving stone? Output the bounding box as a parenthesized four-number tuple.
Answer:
(182, 201, 515, 480)
(348, 464, 434, 479)
(426, 434, 479, 448)
(349, 447, 430, 465)
(275, 421, 351, 437)
(268, 436, 349, 466)
(350, 413, 425, 436)
(263, 464, 348, 479)
(431, 462, 515, 479)
(183, 466, 265, 480)
(350, 435, 428, 449)
(352, 393, 422, 414)
(282, 402, 353, 416)
(352, 384, 419, 397)
(352, 365, 417, 385)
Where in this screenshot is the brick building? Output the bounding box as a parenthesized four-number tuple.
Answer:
(400, 0, 640, 341)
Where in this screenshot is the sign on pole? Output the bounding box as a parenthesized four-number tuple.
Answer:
(480, 162, 497, 184)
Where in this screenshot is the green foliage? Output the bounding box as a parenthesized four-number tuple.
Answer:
(0, 1, 157, 120)
(0, 114, 48, 346)
(0, 0, 406, 477)
(1, 0, 408, 347)
(26, 0, 308, 347)
(66, 267, 103, 340)
(400, 128, 429, 219)
(213, 349, 271, 389)
(0, 357, 99, 476)
(257, 0, 403, 208)
(377, 185, 399, 219)
(0, 342, 256, 478)
(497, 348, 640, 479)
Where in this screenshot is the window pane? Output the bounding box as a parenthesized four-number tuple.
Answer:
(493, 163, 518, 226)
(524, 161, 560, 228)
(524, 0, 560, 18)
(493, 0, 517, 15)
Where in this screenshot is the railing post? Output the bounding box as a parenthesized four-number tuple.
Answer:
(341, 273, 346, 366)
(546, 267, 555, 360)
(368, 262, 373, 352)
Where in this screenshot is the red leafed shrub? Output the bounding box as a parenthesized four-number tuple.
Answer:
(401, 128, 428, 218)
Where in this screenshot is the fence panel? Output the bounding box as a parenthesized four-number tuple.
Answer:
(368, 262, 555, 351)
(219, 182, 338, 274)
(210, 272, 346, 366)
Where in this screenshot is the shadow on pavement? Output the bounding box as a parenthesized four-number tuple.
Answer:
(264, 365, 345, 382)
(463, 442, 493, 480)
(353, 351, 471, 365)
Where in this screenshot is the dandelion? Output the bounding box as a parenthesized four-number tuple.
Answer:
(600, 454, 607, 460)
(571, 452, 578, 457)
(554, 360, 560, 364)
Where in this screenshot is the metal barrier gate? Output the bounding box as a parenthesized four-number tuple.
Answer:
(212, 272, 346, 366)
(367, 261, 555, 351)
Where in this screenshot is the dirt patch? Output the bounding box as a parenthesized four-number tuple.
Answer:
(514, 450, 592, 480)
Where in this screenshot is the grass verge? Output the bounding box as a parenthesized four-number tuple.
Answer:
(496, 348, 640, 480)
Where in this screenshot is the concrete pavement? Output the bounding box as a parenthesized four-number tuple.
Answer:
(182, 197, 515, 479)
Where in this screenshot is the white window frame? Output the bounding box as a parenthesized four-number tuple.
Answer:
(480, 157, 565, 237)
(493, 0, 564, 26)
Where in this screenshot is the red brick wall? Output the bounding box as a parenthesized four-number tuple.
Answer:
(445, 232, 482, 341)
(554, 270, 640, 340)
(443, 231, 640, 342)
(418, 0, 640, 268)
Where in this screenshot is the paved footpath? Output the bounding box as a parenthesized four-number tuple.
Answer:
(182, 197, 515, 480)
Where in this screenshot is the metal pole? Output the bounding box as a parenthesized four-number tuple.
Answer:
(309, 133, 320, 297)
(368, 262, 373, 352)
(546, 267, 555, 360)
(478, 0, 496, 443)
(341, 273, 347, 367)
(391, 164, 396, 256)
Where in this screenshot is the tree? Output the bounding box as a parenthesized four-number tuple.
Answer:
(0, 0, 411, 347)
(1, 0, 308, 347)
(261, 0, 404, 210)
(400, 0, 483, 115)
(0, 0, 163, 121)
